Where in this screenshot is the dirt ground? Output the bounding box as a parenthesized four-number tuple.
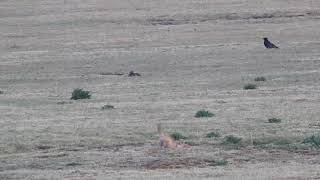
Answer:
(1, 0, 320, 179)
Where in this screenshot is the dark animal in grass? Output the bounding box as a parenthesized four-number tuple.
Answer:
(128, 71, 141, 77)
(263, 38, 279, 49)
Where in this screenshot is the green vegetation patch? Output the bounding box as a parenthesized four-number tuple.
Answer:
(101, 104, 115, 110)
(268, 118, 282, 123)
(195, 110, 215, 118)
(243, 83, 257, 90)
(223, 135, 242, 144)
(170, 132, 188, 140)
(71, 88, 91, 100)
(254, 76, 266, 81)
(207, 159, 228, 166)
(303, 134, 320, 148)
(206, 132, 221, 138)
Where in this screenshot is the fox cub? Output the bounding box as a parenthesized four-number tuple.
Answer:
(157, 123, 190, 149)
(157, 123, 177, 149)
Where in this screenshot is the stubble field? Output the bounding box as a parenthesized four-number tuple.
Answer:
(1, 0, 320, 179)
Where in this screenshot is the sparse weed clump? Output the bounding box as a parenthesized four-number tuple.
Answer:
(57, 101, 72, 105)
(71, 88, 91, 100)
(268, 118, 282, 123)
(251, 136, 312, 150)
(66, 162, 82, 167)
(254, 76, 266, 81)
(195, 110, 215, 118)
(253, 137, 291, 146)
(207, 159, 228, 166)
(223, 135, 242, 144)
(10, 43, 20, 49)
(303, 134, 320, 148)
(206, 132, 221, 138)
(170, 132, 187, 140)
(243, 83, 257, 90)
(271, 138, 292, 146)
(0, 90, 3, 94)
(101, 105, 114, 110)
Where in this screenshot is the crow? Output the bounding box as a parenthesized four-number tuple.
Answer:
(263, 37, 279, 49)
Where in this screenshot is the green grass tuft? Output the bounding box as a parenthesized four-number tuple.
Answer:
(223, 135, 242, 144)
(208, 159, 228, 166)
(253, 137, 291, 146)
(254, 76, 266, 81)
(170, 132, 187, 140)
(303, 134, 320, 148)
(101, 105, 114, 110)
(195, 110, 215, 118)
(268, 118, 282, 123)
(243, 83, 257, 90)
(206, 132, 221, 138)
(71, 88, 91, 100)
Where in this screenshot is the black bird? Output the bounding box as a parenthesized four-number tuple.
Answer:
(263, 37, 279, 49)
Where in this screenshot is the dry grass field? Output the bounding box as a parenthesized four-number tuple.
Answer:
(1, 0, 320, 179)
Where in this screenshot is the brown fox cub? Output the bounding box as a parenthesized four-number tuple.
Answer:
(157, 123, 178, 149)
